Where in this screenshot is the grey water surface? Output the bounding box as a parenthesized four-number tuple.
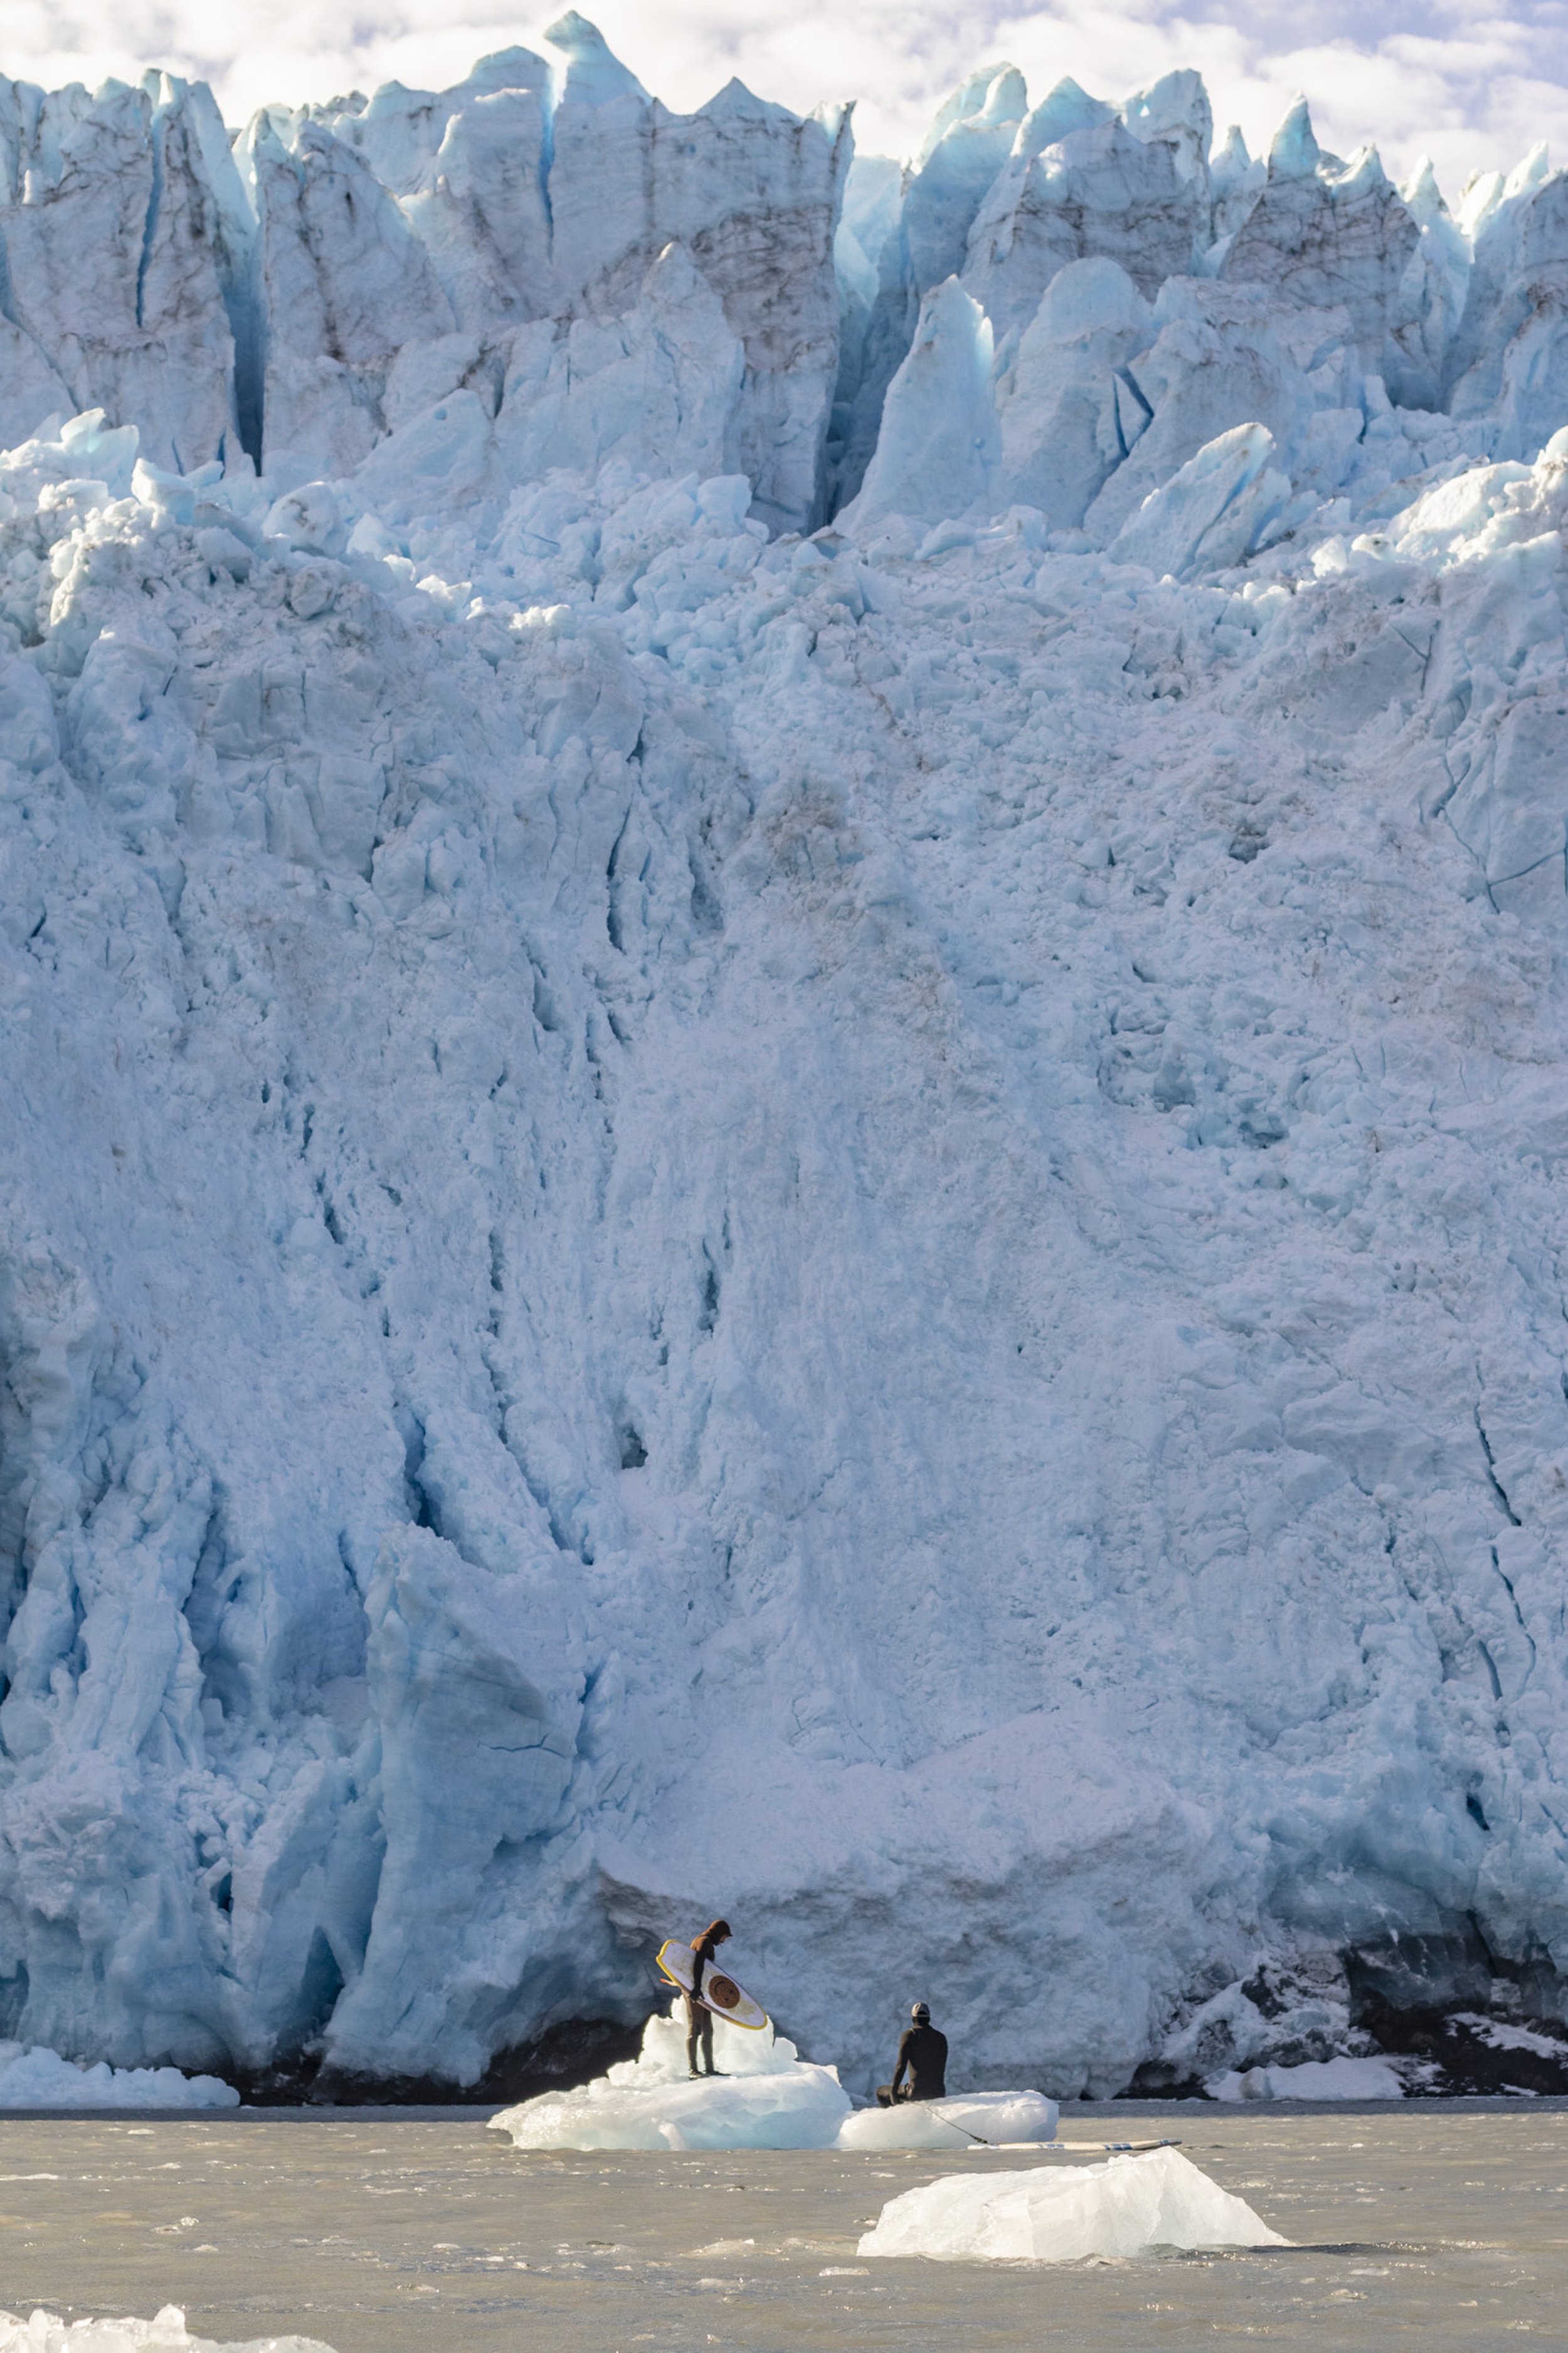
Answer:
(1, 2100, 1564, 2348)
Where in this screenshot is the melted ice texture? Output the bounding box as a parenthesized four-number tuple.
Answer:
(4, 13, 1568, 2103)
(858, 2146, 1287, 2260)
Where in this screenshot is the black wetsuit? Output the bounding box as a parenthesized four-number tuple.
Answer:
(686, 1932, 725, 2076)
(889, 2021, 948, 2101)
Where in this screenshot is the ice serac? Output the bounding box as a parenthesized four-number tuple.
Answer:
(490, 243, 745, 493)
(1446, 155, 1568, 458)
(1391, 157, 1471, 412)
(1219, 102, 1420, 390)
(965, 105, 1209, 336)
(391, 53, 556, 332)
(238, 109, 455, 486)
(901, 65, 1027, 293)
(544, 16, 850, 533)
(1210, 124, 1264, 243)
(828, 65, 1057, 513)
(1080, 277, 1362, 544)
(993, 257, 1153, 526)
(0, 76, 238, 469)
(840, 277, 997, 528)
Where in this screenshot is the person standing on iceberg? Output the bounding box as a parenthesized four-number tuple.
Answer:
(879, 2002, 948, 2104)
(686, 1918, 733, 2078)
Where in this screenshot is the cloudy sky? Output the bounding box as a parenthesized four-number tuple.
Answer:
(4, 0, 1565, 197)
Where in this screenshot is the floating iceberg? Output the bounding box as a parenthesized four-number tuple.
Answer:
(0, 2044, 237, 2111)
(837, 2091, 1061, 2149)
(0, 2313, 332, 2353)
(489, 2006, 850, 2149)
(858, 2147, 1287, 2261)
(1207, 2054, 1407, 2101)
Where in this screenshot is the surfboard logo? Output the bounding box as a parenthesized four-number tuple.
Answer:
(654, 1938, 769, 2029)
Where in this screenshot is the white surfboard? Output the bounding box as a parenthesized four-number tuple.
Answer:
(656, 1938, 768, 2030)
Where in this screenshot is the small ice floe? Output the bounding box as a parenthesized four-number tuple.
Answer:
(0, 2308, 336, 2352)
(1207, 2054, 1407, 2101)
(0, 2044, 238, 2111)
(489, 2004, 850, 2150)
(858, 2146, 1286, 2261)
(837, 2091, 1060, 2150)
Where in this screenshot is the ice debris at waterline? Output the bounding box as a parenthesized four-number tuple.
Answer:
(859, 2149, 1288, 2261)
(0, 2044, 237, 2110)
(837, 2091, 1061, 2149)
(1207, 2054, 1409, 2101)
(7, 14, 1568, 2105)
(490, 2007, 850, 2149)
(0, 2315, 334, 2353)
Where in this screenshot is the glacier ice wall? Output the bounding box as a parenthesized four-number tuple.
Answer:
(5, 16, 1568, 2098)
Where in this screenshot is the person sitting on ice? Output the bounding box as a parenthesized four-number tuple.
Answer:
(878, 2001, 948, 2105)
(686, 1917, 733, 2079)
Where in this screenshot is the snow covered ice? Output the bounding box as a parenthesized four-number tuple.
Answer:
(5, 13, 1568, 2105)
(857, 2146, 1286, 2260)
(490, 2004, 849, 2148)
(837, 2090, 1060, 2149)
(0, 2314, 332, 2353)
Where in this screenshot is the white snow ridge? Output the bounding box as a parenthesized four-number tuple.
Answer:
(4, 14, 1568, 2108)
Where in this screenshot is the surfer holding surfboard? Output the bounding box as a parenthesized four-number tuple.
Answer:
(655, 1924, 771, 2072)
(684, 1918, 731, 2078)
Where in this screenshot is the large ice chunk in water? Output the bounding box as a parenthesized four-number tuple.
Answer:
(837, 2090, 1060, 2149)
(489, 2005, 850, 2150)
(859, 2146, 1286, 2261)
(0, 2043, 237, 2110)
(0, 2311, 335, 2352)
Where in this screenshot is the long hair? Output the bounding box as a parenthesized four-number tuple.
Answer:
(703, 1918, 731, 1943)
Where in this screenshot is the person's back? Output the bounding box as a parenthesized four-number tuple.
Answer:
(896, 2018, 948, 2099)
(881, 2001, 948, 2104)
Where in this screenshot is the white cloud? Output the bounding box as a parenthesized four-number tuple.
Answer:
(4, 0, 1566, 200)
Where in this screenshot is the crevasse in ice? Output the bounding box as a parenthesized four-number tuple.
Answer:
(4, 15, 1568, 2102)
